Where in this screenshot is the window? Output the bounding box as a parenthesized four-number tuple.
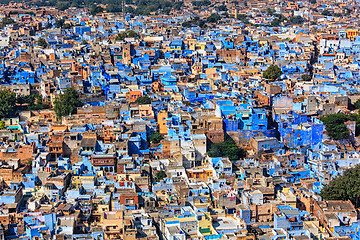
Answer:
(125, 199, 133, 204)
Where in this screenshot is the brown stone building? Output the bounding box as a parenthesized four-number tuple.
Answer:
(91, 153, 116, 173)
(216, 48, 247, 63)
(47, 134, 64, 160)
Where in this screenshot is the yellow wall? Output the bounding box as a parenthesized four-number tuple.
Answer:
(346, 29, 358, 40)
(157, 110, 168, 135)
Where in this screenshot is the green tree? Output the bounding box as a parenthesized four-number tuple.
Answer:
(115, 30, 139, 41)
(63, 23, 72, 29)
(163, 8, 171, 15)
(55, 19, 65, 28)
(289, 16, 305, 24)
(271, 18, 281, 26)
(320, 113, 351, 140)
(55, 1, 70, 11)
(321, 113, 360, 138)
(27, 158, 33, 166)
(237, 14, 249, 24)
(197, 20, 206, 28)
(344, 8, 352, 16)
(270, 14, 287, 27)
(185, 17, 207, 28)
(132, 0, 181, 15)
(90, 5, 104, 15)
(34, 0, 183, 15)
(182, 21, 191, 28)
(38, 38, 48, 48)
(25, 95, 49, 111)
(322, 9, 332, 16)
(16, 95, 26, 105)
(221, 12, 229, 18)
(208, 138, 245, 161)
(106, 4, 122, 12)
(154, 170, 166, 182)
(207, 14, 221, 23)
(216, 4, 227, 11)
(173, 1, 183, 10)
(135, 95, 151, 104)
(54, 87, 83, 119)
(353, 99, 360, 110)
(301, 74, 312, 81)
(0, 89, 16, 119)
(1, 17, 15, 27)
(191, 0, 211, 7)
(125, 30, 138, 38)
(149, 132, 164, 144)
(0, 121, 5, 129)
(266, 8, 276, 15)
(263, 65, 282, 81)
(321, 164, 360, 207)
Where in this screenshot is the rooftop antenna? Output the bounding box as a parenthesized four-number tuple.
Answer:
(308, 0, 311, 31)
(122, 0, 125, 23)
